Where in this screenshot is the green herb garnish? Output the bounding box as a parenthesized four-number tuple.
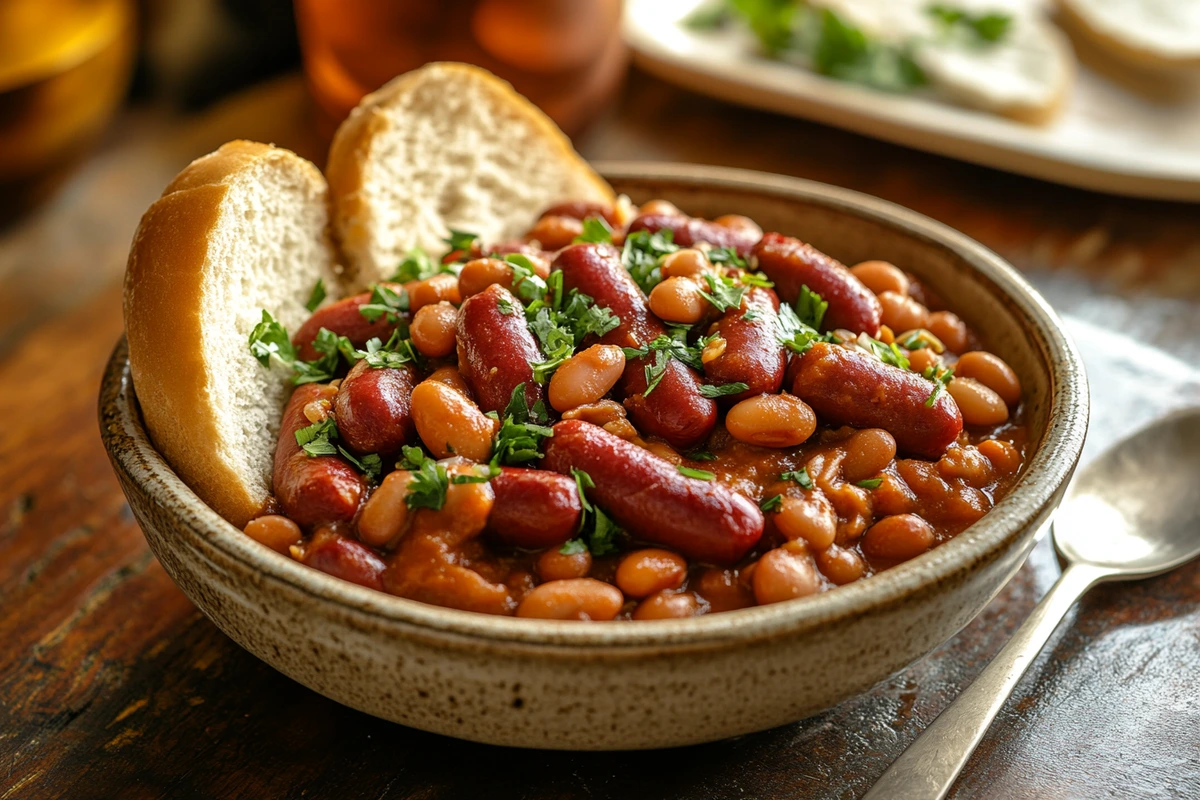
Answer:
(570, 468, 620, 556)
(294, 417, 380, 480)
(574, 217, 614, 245)
(305, 278, 327, 313)
(358, 283, 409, 324)
(698, 382, 749, 398)
(782, 467, 814, 490)
(677, 465, 716, 481)
(444, 229, 479, 255)
(698, 272, 748, 313)
(686, 450, 717, 461)
(760, 494, 784, 513)
(856, 477, 883, 489)
(491, 383, 554, 466)
(390, 247, 439, 283)
(795, 284, 828, 330)
(923, 364, 955, 406)
(621, 228, 679, 294)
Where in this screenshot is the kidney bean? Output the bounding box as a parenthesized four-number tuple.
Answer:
(790, 342, 963, 459)
(541, 420, 764, 564)
(516, 578, 624, 620)
(296, 529, 385, 591)
(273, 384, 366, 529)
(628, 213, 761, 256)
(555, 244, 717, 449)
(292, 287, 405, 361)
(334, 359, 417, 457)
(752, 233, 882, 335)
(485, 468, 582, 549)
(456, 284, 544, 414)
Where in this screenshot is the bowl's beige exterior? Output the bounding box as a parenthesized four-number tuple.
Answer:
(99, 165, 1088, 750)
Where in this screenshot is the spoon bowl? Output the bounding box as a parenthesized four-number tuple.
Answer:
(1055, 408, 1200, 578)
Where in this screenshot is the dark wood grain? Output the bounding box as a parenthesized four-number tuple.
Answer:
(2, 71, 1199, 800)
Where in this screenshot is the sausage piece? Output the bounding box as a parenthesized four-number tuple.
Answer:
(753, 233, 882, 335)
(334, 359, 418, 457)
(554, 244, 717, 449)
(628, 213, 761, 256)
(297, 529, 385, 591)
(292, 285, 406, 361)
(790, 342, 963, 458)
(485, 468, 582, 549)
(273, 384, 366, 529)
(541, 420, 764, 564)
(703, 286, 786, 402)
(456, 284, 545, 414)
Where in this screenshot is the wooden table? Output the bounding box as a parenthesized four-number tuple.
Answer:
(2, 71, 1198, 800)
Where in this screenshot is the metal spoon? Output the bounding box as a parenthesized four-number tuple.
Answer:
(863, 409, 1200, 800)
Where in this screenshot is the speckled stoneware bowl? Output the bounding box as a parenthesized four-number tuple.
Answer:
(100, 164, 1088, 750)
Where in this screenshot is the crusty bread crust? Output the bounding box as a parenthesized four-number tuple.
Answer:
(1055, 0, 1200, 71)
(326, 62, 613, 290)
(124, 141, 332, 527)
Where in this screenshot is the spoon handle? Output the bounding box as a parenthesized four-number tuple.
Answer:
(861, 562, 1111, 800)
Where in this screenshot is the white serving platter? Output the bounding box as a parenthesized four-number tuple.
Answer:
(624, 0, 1200, 201)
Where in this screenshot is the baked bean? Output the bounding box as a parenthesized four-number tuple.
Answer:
(302, 399, 330, 424)
(426, 365, 471, 395)
(954, 351, 1022, 406)
(712, 214, 762, 237)
(938, 444, 994, 488)
(660, 248, 715, 279)
(516, 578, 624, 620)
(842, 428, 898, 483)
(694, 568, 755, 612)
(878, 291, 929, 332)
(861, 514, 934, 561)
(457, 257, 513, 298)
(877, 325, 895, 345)
(648, 276, 708, 324)
(536, 547, 593, 581)
(927, 311, 969, 354)
(410, 380, 497, 461)
(406, 272, 461, 311)
(633, 591, 702, 620)
(643, 441, 682, 464)
(947, 377, 1009, 426)
(775, 492, 837, 550)
(526, 214, 584, 250)
(907, 346, 942, 374)
(409, 301, 458, 357)
(548, 344, 625, 412)
(701, 336, 726, 364)
(978, 439, 1021, 474)
(244, 515, 302, 554)
(725, 393, 817, 448)
(615, 548, 688, 598)
(851, 260, 909, 296)
(639, 199, 682, 216)
(561, 398, 627, 426)
(752, 542, 821, 605)
(357, 470, 413, 548)
(815, 544, 866, 585)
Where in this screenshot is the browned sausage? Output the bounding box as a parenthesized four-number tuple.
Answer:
(541, 420, 764, 564)
(554, 244, 717, 449)
(752, 233, 882, 335)
(703, 286, 786, 402)
(334, 359, 418, 457)
(790, 342, 962, 458)
(296, 529, 385, 590)
(485, 468, 582, 549)
(456, 284, 545, 414)
(273, 384, 366, 529)
(292, 285, 407, 361)
(628, 213, 761, 256)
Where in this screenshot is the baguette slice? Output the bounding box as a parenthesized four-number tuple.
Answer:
(326, 62, 613, 291)
(1055, 0, 1200, 70)
(124, 141, 339, 528)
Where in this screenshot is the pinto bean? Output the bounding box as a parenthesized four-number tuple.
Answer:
(752, 233, 882, 335)
(702, 286, 786, 401)
(850, 260, 909, 296)
(752, 542, 821, 605)
(633, 590, 702, 620)
(410, 301, 459, 357)
(541, 420, 764, 564)
(725, 393, 816, 448)
(526, 214, 585, 250)
(516, 578, 624, 620)
(410, 379, 497, 461)
(548, 344, 625, 412)
(536, 547, 593, 581)
(485, 468, 582, 549)
(790, 342, 963, 458)
(292, 287, 405, 361)
(243, 515, 302, 554)
(628, 213, 761, 256)
(273, 384, 366, 529)
(954, 351, 1022, 406)
(456, 284, 545, 414)
(457, 257, 514, 299)
(334, 359, 417, 457)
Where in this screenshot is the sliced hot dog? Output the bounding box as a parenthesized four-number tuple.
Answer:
(753, 233, 882, 335)
(334, 359, 418, 457)
(485, 468, 582, 549)
(790, 342, 963, 458)
(628, 213, 761, 256)
(456, 284, 545, 414)
(273, 384, 366, 529)
(541, 420, 763, 564)
(703, 286, 786, 402)
(292, 285, 406, 361)
(296, 529, 385, 590)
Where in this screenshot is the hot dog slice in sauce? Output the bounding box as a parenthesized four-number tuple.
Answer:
(628, 213, 761, 257)
(753, 233, 881, 336)
(334, 360, 417, 457)
(703, 286, 786, 402)
(485, 468, 582, 549)
(457, 283, 545, 415)
(542, 420, 763, 564)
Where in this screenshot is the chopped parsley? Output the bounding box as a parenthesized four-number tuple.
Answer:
(623, 326, 715, 397)
(491, 383, 554, 466)
(443, 229, 479, 255)
(390, 247, 439, 283)
(856, 477, 883, 489)
(526, 288, 620, 384)
(775, 303, 826, 355)
(354, 330, 420, 370)
(621, 228, 679, 294)
(452, 462, 501, 485)
(495, 295, 520, 317)
(305, 278, 327, 313)
(399, 446, 450, 510)
(782, 467, 814, 490)
(742, 309, 762, 322)
(705, 246, 747, 269)
(574, 217, 614, 245)
(855, 333, 911, 371)
(249, 311, 357, 385)
(677, 465, 715, 481)
(294, 417, 381, 480)
(686, 449, 717, 461)
(503, 254, 549, 305)
(760, 494, 784, 513)
(923, 364, 955, 406)
(249, 310, 296, 368)
(795, 285, 828, 330)
(698, 272, 747, 313)
(927, 4, 1011, 44)
(358, 283, 409, 324)
(558, 538, 589, 555)
(698, 381, 749, 398)
(569, 468, 620, 556)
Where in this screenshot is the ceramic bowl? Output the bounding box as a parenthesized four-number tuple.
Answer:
(100, 163, 1088, 750)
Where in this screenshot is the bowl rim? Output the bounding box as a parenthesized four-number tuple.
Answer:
(100, 162, 1088, 650)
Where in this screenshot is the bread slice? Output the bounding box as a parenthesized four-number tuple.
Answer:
(124, 141, 339, 527)
(326, 62, 613, 291)
(1055, 0, 1200, 71)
